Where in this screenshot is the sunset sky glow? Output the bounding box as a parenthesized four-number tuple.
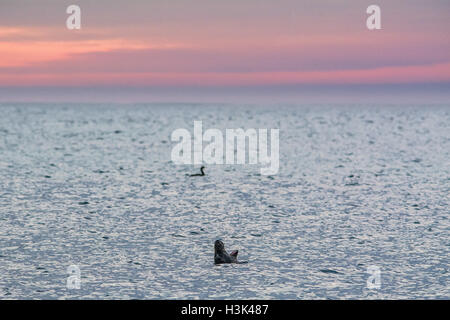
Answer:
(0, 0, 449, 102)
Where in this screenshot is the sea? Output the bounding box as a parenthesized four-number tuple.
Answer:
(0, 102, 448, 299)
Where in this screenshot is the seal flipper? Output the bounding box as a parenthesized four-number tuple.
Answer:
(230, 250, 238, 257)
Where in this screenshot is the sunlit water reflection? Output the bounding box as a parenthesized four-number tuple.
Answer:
(0, 103, 448, 299)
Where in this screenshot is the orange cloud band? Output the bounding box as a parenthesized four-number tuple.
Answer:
(1, 63, 449, 86)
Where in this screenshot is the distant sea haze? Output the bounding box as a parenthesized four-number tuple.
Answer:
(0, 103, 448, 299)
(1, 84, 450, 104)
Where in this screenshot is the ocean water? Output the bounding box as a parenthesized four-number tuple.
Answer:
(0, 103, 448, 299)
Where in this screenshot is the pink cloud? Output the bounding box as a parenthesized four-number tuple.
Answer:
(1, 62, 449, 86)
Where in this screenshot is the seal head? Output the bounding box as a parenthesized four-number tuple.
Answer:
(214, 240, 239, 264)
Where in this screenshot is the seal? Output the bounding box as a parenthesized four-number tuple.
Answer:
(214, 240, 247, 264)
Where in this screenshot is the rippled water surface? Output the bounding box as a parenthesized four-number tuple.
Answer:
(0, 103, 448, 299)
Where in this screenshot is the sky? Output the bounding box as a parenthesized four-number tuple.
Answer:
(0, 0, 449, 103)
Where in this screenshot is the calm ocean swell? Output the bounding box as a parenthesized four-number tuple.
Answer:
(0, 103, 448, 299)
